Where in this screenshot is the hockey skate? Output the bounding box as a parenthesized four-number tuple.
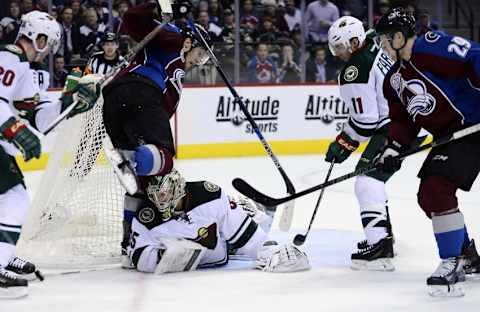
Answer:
(6, 257, 44, 281)
(104, 140, 139, 195)
(427, 257, 466, 297)
(0, 267, 28, 299)
(351, 236, 394, 271)
(462, 239, 480, 275)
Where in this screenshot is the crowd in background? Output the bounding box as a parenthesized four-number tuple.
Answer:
(0, 0, 439, 85)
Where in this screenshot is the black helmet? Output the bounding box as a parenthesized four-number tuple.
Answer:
(181, 22, 212, 50)
(375, 7, 416, 39)
(102, 32, 118, 44)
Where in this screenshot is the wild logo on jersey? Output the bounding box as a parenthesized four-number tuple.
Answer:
(216, 95, 279, 134)
(304, 94, 349, 131)
(390, 73, 436, 121)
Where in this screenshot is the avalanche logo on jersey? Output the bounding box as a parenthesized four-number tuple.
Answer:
(390, 73, 436, 121)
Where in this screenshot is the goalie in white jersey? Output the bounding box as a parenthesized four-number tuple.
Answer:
(126, 169, 310, 274)
(325, 16, 399, 271)
(0, 11, 100, 298)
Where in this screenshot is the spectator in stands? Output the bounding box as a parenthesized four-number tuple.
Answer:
(209, 0, 224, 26)
(256, 17, 280, 43)
(36, 0, 49, 12)
(197, 10, 223, 41)
(114, 0, 130, 31)
(282, 0, 301, 32)
(241, 0, 259, 28)
(71, 0, 85, 26)
(93, 0, 110, 25)
(59, 6, 81, 65)
(52, 54, 69, 88)
(306, 46, 337, 83)
(21, 0, 34, 14)
(305, 0, 339, 44)
(79, 7, 107, 58)
(247, 42, 277, 83)
(1, 1, 22, 44)
(277, 43, 301, 82)
(218, 8, 235, 77)
(373, 0, 390, 25)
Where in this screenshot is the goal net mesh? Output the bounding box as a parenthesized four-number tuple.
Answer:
(17, 98, 124, 269)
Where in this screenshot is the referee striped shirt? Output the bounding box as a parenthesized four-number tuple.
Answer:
(86, 51, 124, 75)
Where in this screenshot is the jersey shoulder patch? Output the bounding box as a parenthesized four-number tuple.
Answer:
(0, 44, 27, 62)
(184, 181, 222, 212)
(340, 38, 378, 85)
(136, 202, 165, 230)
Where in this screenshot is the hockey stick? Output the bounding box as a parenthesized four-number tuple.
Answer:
(233, 123, 480, 206)
(293, 160, 334, 246)
(189, 22, 296, 231)
(42, 2, 173, 136)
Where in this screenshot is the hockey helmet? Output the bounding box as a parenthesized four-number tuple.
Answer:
(173, 0, 193, 18)
(375, 7, 416, 39)
(328, 16, 366, 56)
(181, 22, 212, 65)
(16, 11, 61, 54)
(147, 169, 186, 221)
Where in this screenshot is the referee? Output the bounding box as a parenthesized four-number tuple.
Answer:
(85, 32, 124, 75)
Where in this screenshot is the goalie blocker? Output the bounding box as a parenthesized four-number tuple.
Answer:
(126, 170, 310, 274)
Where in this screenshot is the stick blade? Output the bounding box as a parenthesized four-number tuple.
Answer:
(232, 178, 281, 206)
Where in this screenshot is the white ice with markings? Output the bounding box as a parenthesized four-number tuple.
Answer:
(4, 153, 480, 312)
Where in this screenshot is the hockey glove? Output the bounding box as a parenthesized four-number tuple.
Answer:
(325, 132, 359, 163)
(0, 117, 41, 161)
(60, 74, 101, 118)
(377, 140, 404, 173)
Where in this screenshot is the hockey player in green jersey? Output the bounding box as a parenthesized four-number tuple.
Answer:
(0, 11, 100, 298)
(325, 16, 397, 271)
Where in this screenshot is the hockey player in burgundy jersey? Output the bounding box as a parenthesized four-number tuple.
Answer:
(101, 1, 212, 266)
(375, 7, 480, 297)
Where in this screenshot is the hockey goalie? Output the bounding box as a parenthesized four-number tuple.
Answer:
(124, 169, 311, 274)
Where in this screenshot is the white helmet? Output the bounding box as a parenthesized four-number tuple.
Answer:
(147, 169, 186, 221)
(17, 11, 61, 54)
(328, 16, 366, 56)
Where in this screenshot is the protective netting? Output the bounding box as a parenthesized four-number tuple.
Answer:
(17, 97, 124, 269)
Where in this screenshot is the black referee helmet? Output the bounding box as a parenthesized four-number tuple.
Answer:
(102, 32, 118, 45)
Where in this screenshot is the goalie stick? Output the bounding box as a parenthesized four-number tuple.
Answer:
(233, 123, 480, 207)
(188, 21, 296, 231)
(42, 0, 173, 136)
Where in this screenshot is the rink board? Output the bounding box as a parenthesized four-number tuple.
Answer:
(18, 84, 360, 171)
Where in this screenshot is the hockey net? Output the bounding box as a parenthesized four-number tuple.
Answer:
(16, 97, 125, 269)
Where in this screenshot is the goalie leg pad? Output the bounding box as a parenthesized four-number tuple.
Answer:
(256, 242, 311, 273)
(154, 237, 206, 274)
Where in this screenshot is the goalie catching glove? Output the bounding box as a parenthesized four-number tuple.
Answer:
(256, 241, 311, 273)
(60, 73, 102, 118)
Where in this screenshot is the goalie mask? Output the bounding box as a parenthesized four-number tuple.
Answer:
(146, 169, 186, 221)
(328, 16, 366, 56)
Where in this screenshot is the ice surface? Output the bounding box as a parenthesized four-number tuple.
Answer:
(4, 153, 480, 311)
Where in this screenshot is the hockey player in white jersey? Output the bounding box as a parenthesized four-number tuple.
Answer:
(126, 169, 310, 274)
(325, 16, 398, 271)
(0, 11, 100, 298)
